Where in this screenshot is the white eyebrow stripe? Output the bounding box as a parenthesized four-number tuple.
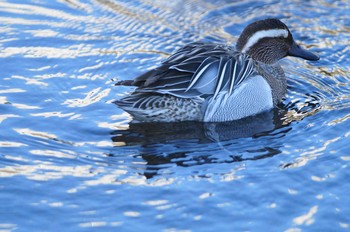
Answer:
(241, 29, 289, 53)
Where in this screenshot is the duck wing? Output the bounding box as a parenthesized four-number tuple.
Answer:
(129, 42, 257, 98)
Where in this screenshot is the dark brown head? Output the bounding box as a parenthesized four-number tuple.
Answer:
(236, 18, 319, 64)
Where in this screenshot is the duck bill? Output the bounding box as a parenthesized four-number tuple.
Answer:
(288, 41, 319, 61)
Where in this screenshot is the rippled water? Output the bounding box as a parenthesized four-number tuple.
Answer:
(1, 0, 350, 231)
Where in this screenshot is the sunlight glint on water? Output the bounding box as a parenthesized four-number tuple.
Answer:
(0, 0, 350, 231)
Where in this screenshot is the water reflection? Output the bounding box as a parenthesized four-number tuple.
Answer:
(112, 110, 285, 144)
(110, 109, 291, 178)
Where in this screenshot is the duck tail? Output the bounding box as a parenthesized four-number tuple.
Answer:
(114, 80, 134, 86)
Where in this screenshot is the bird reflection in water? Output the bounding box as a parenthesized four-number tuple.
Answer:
(110, 107, 296, 179)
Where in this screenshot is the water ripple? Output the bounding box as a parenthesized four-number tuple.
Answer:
(1, 0, 350, 231)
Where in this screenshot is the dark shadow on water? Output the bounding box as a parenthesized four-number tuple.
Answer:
(109, 107, 296, 178)
(112, 109, 286, 145)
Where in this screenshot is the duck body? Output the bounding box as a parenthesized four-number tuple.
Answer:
(117, 42, 285, 122)
(115, 19, 319, 122)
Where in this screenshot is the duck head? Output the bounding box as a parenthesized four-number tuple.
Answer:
(236, 18, 319, 64)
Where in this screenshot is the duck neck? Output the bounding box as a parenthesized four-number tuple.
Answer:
(253, 61, 287, 106)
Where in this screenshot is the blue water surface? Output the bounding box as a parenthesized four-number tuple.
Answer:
(1, 0, 350, 231)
